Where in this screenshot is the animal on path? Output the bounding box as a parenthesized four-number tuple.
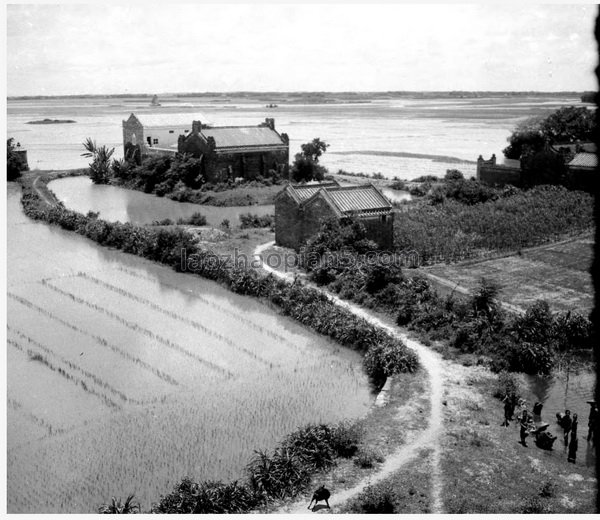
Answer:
(308, 485, 331, 510)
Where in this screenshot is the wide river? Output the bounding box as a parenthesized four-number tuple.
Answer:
(6, 183, 373, 513)
(7, 94, 589, 179)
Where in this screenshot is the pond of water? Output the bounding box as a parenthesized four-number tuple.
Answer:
(48, 176, 273, 227)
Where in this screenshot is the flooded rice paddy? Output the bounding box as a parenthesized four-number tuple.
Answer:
(6, 184, 372, 513)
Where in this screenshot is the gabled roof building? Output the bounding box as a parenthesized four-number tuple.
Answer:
(274, 182, 394, 251)
(178, 119, 289, 182)
(122, 114, 289, 182)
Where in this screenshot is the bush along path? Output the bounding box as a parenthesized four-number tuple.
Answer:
(254, 241, 445, 514)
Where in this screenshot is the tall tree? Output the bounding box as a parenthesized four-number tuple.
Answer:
(291, 138, 329, 182)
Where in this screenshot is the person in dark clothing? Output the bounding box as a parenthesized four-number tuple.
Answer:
(520, 410, 530, 447)
(532, 401, 543, 422)
(561, 410, 573, 444)
(588, 403, 597, 444)
(502, 397, 513, 427)
(568, 430, 578, 463)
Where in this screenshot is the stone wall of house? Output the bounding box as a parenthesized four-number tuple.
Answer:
(360, 213, 395, 250)
(275, 192, 304, 250)
(275, 192, 394, 251)
(207, 149, 289, 181)
(122, 118, 145, 153)
(477, 165, 522, 187)
(476, 154, 522, 187)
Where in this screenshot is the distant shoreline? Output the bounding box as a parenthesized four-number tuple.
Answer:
(8, 91, 589, 101)
(26, 118, 76, 125)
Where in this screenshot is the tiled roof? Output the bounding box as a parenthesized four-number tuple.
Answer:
(568, 152, 598, 168)
(129, 113, 210, 128)
(287, 182, 340, 202)
(324, 185, 392, 214)
(201, 126, 286, 148)
(552, 142, 597, 154)
(284, 183, 392, 215)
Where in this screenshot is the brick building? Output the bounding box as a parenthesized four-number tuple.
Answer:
(122, 113, 206, 161)
(177, 118, 289, 182)
(274, 182, 394, 251)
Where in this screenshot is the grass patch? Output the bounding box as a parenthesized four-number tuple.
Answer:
(441, 365, 596, 514)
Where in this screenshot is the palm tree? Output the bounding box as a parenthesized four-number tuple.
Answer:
(82, 138, 115, 184)
(98, 494, 140, 514)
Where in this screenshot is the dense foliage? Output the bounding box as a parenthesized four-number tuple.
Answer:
(503, 106, 596, 160)
(150, 422, 362, 513)
(110, 152, 284, 202)
(394, 185, 593, 264)
(301, 215, 592, 375)
(290, 138, 329, 182)
(7, 138, 28, 181)
(239, 212, 274, 229)
(81, 138, 115, 185)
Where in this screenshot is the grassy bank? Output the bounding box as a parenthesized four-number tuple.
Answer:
(440, 363, 595, 513)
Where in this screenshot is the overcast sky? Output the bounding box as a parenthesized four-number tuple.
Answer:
(6, 3, 598, 96)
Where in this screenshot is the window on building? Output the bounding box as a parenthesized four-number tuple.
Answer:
(153, 138, 159, 145)
(381, 215, 387, 223)
(169, 130, 174, 134)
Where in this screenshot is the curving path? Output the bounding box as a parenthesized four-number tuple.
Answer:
(254, 241, 445, 514)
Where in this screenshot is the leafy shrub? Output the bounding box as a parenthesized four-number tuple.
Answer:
(99, 494, 140, 514)
(176, 212, 207, 226)
(389, 179, 406, 190)
(445, 169, 464, 181)
(348, 482, 397, 513)
(239, 213, 274, 229)
(353, 447, 385, 468)
(363, 340, 418, 385)
(493, 371, 521, 401)
(247, 448, 311, 500)
(328, 421, 364, 458)
(413, 175, 439, 182)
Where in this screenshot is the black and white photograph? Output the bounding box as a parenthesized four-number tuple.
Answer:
(4, 2, 599, 514)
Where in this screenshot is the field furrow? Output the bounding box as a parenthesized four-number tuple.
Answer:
(8, 292, 181, 396)
(41, 280, 237, 379)
(74, 272, 278, 367)
(112, 265, 308, 353)
(8, 336, 121, 409)
(8, 326, 130, 405)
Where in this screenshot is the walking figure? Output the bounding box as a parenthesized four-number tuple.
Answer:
(308, 485, 331, 510)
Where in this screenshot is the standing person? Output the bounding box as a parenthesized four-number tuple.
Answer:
(587, 403, 597, 444)
(561, 410, 573, 445)
(532, 401, 543, 423)
(520, 410, 530, 447)
(502, 396, 512, 427)
(568, 429, 578, 463)
(571, 413, 578, 436)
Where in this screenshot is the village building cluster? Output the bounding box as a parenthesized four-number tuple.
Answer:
(122, 112, 395, 248)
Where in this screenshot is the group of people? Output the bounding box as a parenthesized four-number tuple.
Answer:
(503, 395, 597, 464)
